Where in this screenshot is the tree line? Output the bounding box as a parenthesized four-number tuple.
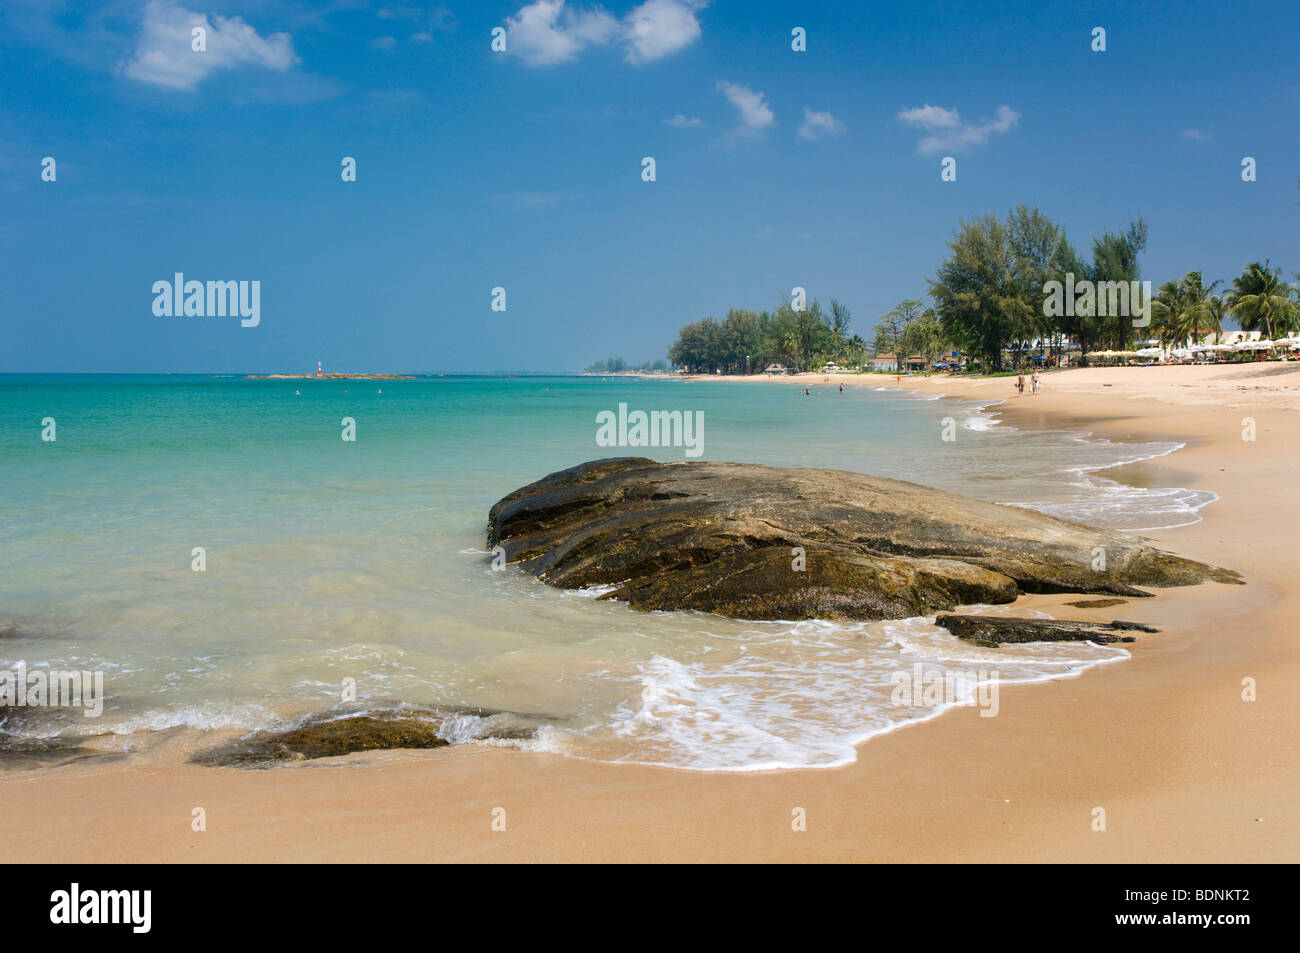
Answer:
(665, 205, 1299, 373)
(666, 298, 865, 374)
(585, 357, 672, 373)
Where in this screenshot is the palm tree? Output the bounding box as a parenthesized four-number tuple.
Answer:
(1178, 272, 1222, 344)
(829, 299, 852, 361)
(1150, 279, 1185, 348)
(1206, 293, 1226, 342)
(1228, 260, 1297, 341)
(845, 333, 868, 368)
(1150, 273, 1221, 347)
(781, 329, 803, 371)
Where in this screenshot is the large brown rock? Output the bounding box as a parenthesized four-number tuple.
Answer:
(487, 458, 1242, 621)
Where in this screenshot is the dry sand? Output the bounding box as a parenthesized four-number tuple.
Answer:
(3, 363, 1297, 862)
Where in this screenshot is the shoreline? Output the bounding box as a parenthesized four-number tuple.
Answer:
(2, 363, 1296, 862)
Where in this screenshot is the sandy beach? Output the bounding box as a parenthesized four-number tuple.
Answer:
(3, 363, 1296, 863)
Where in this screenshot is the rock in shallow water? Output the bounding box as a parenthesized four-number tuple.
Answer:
(190, 708, 544, 767)
(0, 705, 117, 769)
(934, 614, 1159, 646)
(487, 458, 1242, 622)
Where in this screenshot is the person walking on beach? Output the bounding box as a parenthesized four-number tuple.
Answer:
(1031, 370, 1041, 394)
(1016, 373, 1025, 396)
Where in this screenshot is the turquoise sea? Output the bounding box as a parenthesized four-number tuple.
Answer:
(0, 374, 1215, 770)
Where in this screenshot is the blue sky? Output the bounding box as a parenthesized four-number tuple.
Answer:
(2, 0, 1297, 373)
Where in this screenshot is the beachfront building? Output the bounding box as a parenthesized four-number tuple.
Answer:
(764, 363, 788, 375)
(1204, 330, 1262, 347)
(905, 354, 927, 372)
(871, 353, 898, 372)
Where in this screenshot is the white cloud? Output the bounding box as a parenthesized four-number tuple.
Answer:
(371, 35, 397, 50)
(717, 80, 773, 135)
(503, 0, 703, 67)
(411, 31, 433, 42)
(663, 113, 702, 127)
(896, 104, 961, 129)
(897, 103, 1019, 154)
(1182, 128, 1209, 141)
(623, 0, 702, 64)
(122, 0, 297, 91)
(798, 107, 843, 140)
(504, 0, 618, 66)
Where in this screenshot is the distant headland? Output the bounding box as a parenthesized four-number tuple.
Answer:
(244, 373, 416, 380)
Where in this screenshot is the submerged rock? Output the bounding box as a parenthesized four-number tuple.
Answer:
(935, 614, 1159, 646)
(0, 705, 113, 769)
(0, 736, 109, 768)
(190, 707, 545, 767)
(488, 458, 1242, 622)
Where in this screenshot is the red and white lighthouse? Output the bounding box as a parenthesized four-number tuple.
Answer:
(316, 361, 323, 377)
